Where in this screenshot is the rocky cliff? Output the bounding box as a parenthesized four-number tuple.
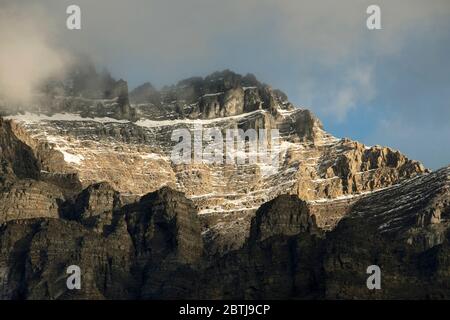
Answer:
(0, 68, 444, 299)
(1, 167, 449, 299)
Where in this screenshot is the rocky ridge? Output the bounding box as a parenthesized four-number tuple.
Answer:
(1, 69, 426, 253)
(0, 67, 444, 299)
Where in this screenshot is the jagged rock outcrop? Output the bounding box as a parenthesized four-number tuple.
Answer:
(322, 140, 427, 195)
(70, 182, 121, 220)
(249, 195, 320, 242)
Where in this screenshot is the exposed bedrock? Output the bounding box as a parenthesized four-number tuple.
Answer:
(0, 69, 444, 300)
(0, 166, 449, 299)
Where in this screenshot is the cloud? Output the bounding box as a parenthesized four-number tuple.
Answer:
(271, 0, 449, 60)
(326, 65, 375, 121)
(266, 0, 449, 120)
(368, 117, 450, 170)
(0, 3, 71, 105)
(32, 0, 277, 86)
(6, 1, 447, 89)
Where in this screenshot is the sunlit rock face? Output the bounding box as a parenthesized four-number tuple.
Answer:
(3, 69, 446, 300)
(0, 70, 426, 253)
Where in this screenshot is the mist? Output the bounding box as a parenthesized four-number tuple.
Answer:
(0, 3, 70, 105)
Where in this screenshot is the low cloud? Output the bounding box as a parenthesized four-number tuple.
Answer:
(328, 66, 375, 121)
(368, 117, 450, 170)
(0, 3, 70, 105)
(297, 65, 375, 121)
(270, 0, 449, 120)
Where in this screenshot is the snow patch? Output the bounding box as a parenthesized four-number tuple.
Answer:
(5, 112, 130, 124)
(60, 150, 84, 165)
(135, 109, 267, 128)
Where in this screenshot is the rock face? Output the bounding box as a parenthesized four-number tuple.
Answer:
(0, 165, 449, 299)
(70, 182, 121, 220)
(249, 195, 320, 242)
(0, 68, 446, 300)
(197, 196, 324, 299)
(0, 180, 63, 224)
(1, 70, 426, 253)
(0, 218, 136, 299)
(0, 118, 40, 183)
(124, 187, 204, 299)
(323, 167, 450, 299)
(0, 187, 204, 299)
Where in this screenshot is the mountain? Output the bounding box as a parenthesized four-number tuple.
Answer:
(0, 68, 446, 299)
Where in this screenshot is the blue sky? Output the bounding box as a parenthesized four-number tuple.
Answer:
(3, 0, 450, 169)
